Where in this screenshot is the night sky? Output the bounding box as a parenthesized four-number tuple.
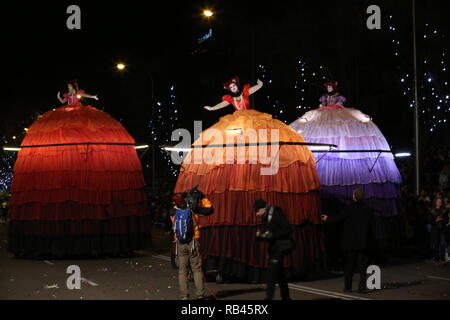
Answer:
(2, 0, 449, 178)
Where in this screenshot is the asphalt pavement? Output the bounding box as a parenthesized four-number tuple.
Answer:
(1, 224, 449, 300)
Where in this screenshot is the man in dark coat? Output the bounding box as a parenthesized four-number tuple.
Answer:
(321, 188, 375, 293)
(254, 199, 294, 300)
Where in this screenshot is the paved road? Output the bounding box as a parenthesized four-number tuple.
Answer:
(1, 225, 449, 300)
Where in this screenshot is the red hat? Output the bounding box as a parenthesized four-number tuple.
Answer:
(223, 76, 241, 90)
(171, 193, 185, 207)
(324, 81, 338, 90)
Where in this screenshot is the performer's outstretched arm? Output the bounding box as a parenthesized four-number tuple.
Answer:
(57, 91, 67, 104)
(80, 92, 99, 100)
(248, 79, 263, 95)
(204, 100, 230, 111)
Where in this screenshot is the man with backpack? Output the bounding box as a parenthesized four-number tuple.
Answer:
(254, 199, 295, 300)
(170, 186, 213, 300)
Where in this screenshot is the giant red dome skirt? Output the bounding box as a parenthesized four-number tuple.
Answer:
(174, 109, 326, 281)
(8, 103, 151, 258)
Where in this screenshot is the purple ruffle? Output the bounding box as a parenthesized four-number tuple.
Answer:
(307, 136, 392, 160)
(315, 157, 402, 185)
(290, 108, 384, 138)
(321, 195, 399, 217)
(320, 182, 400, 199)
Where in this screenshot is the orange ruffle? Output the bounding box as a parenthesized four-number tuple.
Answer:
(182, 109, 315, 175)
(183, 190, 322, 226)
(175, 160, 319, 194)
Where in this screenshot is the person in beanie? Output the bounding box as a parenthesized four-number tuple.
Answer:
(321, 188, 375, 293)
(254, 199, 294, 300)
(170, 188, 213, 300)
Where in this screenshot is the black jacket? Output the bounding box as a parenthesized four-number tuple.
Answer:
(327, 200, 375, 251)
(257, 206, 293, 249)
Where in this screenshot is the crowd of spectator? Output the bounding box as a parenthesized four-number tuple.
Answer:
(397, 146, 450, 263)
(146, 174, 178, 231)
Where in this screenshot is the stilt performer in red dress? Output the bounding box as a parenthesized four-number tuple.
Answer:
(8, 80, 151, 258)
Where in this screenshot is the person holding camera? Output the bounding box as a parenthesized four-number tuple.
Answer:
(170, 186, 213, 300)
(254, 199, 295, 300)
(321, 189, 375, 293)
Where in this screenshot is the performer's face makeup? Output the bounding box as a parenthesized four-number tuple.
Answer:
(327, 85, 333, 92)
(68, 84, 74, 91)
(229, 83, 239, 93)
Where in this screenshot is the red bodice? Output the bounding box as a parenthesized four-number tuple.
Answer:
(222, 84, 251, 111)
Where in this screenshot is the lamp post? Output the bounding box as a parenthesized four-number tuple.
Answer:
(412, 0, 420, 196)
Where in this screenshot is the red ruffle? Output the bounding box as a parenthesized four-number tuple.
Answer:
(8, 216, 151, 236)
(10, 188, 148, 206)
(175, 160, 320, 194)
(21, 103, 134, 146)
(9, 103, 149, 223)
(200, 225, 326, 268)
(187, 190, 322, 226)
(11, 172, 145, 193)
(13, 145, 143, 173)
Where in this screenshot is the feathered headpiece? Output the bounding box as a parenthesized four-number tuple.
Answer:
(324, 81, 338, 90)
(223, 76, 241, 91)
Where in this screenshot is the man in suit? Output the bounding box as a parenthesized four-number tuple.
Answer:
(254, 199, 294, 300)
(321, 188, 375, 293)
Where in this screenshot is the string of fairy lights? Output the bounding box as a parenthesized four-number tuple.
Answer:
(0, 111, 41, 190)
(257, 61, 335, 123)
(388, 14, 449, 133)
(148, 84, 181, 177)
(256, 64, 285, 121)
(294, 60, 334, 115)
(0, 137, 15, 190)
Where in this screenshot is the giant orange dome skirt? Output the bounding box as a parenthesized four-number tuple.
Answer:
(175, 109, 325, 280)
(8, 103, 151, 258)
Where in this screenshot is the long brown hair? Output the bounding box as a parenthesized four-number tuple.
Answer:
(68, 79, 79, 92)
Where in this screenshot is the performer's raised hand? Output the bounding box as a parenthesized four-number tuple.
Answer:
(204, 106, 213, 111)
(57, 91, 61, 99)
(93, 95, 99, 100)
(249, 79, 263, 95)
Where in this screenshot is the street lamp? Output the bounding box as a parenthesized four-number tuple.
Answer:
(203, 10, 214, 18)
(116, 63, 126, 71)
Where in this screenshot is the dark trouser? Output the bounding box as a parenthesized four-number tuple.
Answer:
(344, 250, 368, 291)
(266, 253, 290, 300)
(432, 229, 446, 262)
